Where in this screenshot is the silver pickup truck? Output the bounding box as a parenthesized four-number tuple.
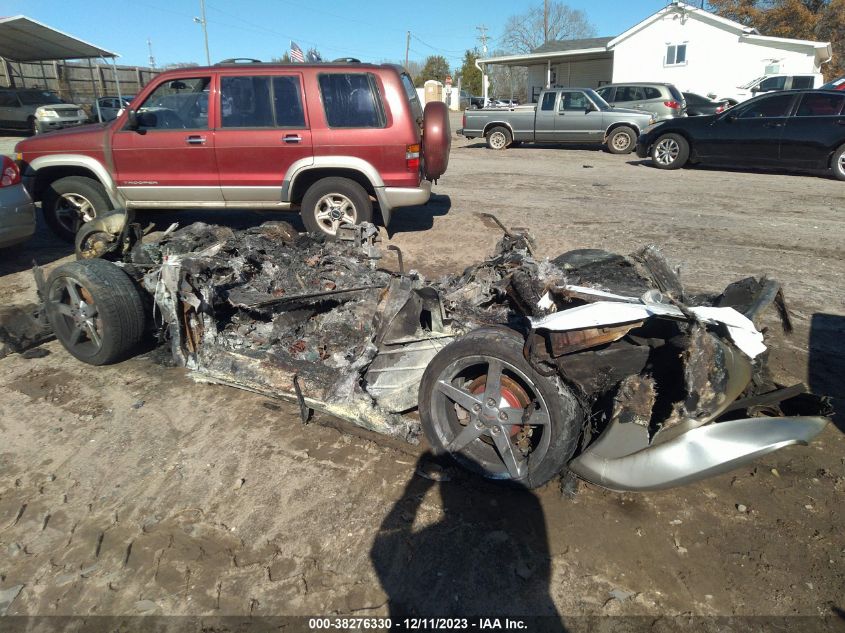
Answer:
(460, 87, 655, 154)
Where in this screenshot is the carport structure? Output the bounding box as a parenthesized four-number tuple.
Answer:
(0, 15, 121, 121)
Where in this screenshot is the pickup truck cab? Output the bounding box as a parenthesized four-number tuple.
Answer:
(15, 61, 450, 240)
(719, 73, 824, 104)
(459, 88, 654, 154)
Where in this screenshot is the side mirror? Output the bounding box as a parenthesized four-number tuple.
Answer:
(126, 109, 139, 129)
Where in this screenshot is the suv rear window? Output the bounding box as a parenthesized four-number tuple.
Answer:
(643, 87, 662, 100)
(221, 75, 305, 128)
(319, 73, 385, 128)
(668, 85, 684, 102)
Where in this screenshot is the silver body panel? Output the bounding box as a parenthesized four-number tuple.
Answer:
(0, 183, 36, 248)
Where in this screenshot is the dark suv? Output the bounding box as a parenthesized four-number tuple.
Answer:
(15, 61, 450, 240)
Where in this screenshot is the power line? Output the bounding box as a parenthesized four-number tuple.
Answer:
(476, 25, 489, 55)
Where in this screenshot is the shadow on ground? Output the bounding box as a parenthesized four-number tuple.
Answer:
(384, 194, 451, 236)
(809, 313, 845, 433)
(370, 453, 564, 625)
(625, 158, 835, 181)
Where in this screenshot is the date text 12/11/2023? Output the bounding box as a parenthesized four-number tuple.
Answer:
(308, 617, 529, 630)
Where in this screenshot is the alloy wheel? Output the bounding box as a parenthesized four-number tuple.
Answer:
(313, 193, 357, 236)
(56, 193, 97, 235)
(48, 277, 103, 357)
(654, 138, 680, 166)
(489, 131, 507, 150)
(612, 132, 631, 152)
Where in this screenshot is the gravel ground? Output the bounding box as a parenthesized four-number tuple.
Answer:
(0, 116, 843, 623)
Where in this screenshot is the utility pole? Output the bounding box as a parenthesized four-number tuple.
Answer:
(475, 25, 489, 55)
(544, 0, 550, 44)
(147, 37, 156, 69)
(476, 25, 489, 103)
(194, 0, 211, 66)
(405, 31, 410, 69)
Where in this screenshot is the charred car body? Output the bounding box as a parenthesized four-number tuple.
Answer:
(36, 215, 832, 491)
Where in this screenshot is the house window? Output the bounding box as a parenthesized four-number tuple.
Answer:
(666, 44, 687, 66)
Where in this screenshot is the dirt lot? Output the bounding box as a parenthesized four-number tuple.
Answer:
(1, 117, 844, 625)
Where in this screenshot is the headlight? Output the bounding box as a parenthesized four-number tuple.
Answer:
(35, 107, 59, 119)
(77, 109, 86, 118)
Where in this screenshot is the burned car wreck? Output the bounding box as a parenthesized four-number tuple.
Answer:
(36, 214, 832, 491)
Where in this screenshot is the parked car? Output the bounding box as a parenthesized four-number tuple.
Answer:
(0, 88, 88, 135)
(820, 75, 845, 91)
(92, 96, 134, 122)
(15, 62, 450, 241)
(459, 90, 471, 109)
(683, 92, 731, 116)
(460, 87, 654, 154)
(719, 73, 824, 103)
(595, 82, 686, 120)
(636, 89, 845, 180)
(0, 155, 36, 248)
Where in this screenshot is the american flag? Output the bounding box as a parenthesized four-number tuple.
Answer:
(290, 41, 305, 63)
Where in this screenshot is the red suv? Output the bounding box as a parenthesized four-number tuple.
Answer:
(15, 61, 450, 240)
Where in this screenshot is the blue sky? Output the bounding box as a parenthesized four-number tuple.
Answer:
(5, 1, 671, 69)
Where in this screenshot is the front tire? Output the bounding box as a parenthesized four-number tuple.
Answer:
(44, 259, 147, 365)
(419, 328, 584, 489)
(43, 176, 112, 242)
(831, 144, 845, 181)
(485, 126, 511, 150)
(301, 177, 373, 237)
(607, 126, 636, 154)
(651, 133, 690, 169)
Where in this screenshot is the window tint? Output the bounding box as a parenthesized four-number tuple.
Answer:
(319, 73, 384, 128)
(757, 76, 786, 92)
(18, 90, 64, 105)
(400, 72, 423, 120)
(560, 91, 590, 111)
(643, 87, 662, 100)
(668, 85, 684, 102)
(137, 77, 210, 130)
(595, 87, 613, 102)
(791, 76, 815, 90)
(795, 92, 845, 117)
(616, 86, 644, 102)
(221, 76, 273, 127)
(541, 92, 556, 111)
(666, 44, 687, 65)
(738, 93, 794, 119)
(0, 92, 19, 107)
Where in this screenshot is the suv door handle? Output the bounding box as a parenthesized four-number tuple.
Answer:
(186, 135, 206, 145)
(283, 134, 302, 143)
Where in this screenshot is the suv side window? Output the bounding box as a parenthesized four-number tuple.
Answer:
(136, 77, 210, 130)
(643, 87, 662, 100)
(220, 75, 305, 128)
(795, 92, 845, 117)
(757, 76, 786, 92)
(0, 91, 18, 107)
(738, 93, 794, 119)
(616, 86, 644, 102)
(319, 73, 385, 128)
(791, 76, 815, 90)
(595, 86, 613, 102)
(541, 92, 556, 111)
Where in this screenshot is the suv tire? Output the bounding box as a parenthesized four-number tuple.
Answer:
(43, 176, 112, 242)
(832, 144, 845, 181)
(486, 126, 511, 150)
(651, 133, 690, 170)
(301, 177, 373, 237)
(607, 126, 636, 154)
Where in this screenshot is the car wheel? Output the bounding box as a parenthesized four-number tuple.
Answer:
(832, 144, 845, 181)
(607, 126, 637, 154)
(651, 133, 690, 170)
(44, 259, 147, 366)
(418, 327, 584, 489)
(43, 176, 112, 242)
(301, 177, 373, 237)
(485, 126, 511, 150)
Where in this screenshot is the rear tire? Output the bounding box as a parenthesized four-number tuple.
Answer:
(44, 259, 146, 365)
(831, 144, 845, 181)
(485, 126, 511, 150)
(651, 133, 690, 169)
(301, 177, 373, 238)
(607, 126, 637, 154)
(43, 176, 112, 242)
(419, 328, 584, 489)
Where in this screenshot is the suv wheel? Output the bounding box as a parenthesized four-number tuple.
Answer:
(607, 126, 636, 154)
(301, 177, 373, 237)
(832, 144, 845, 181)
(43, 176, 113, 242)
(486, 126, 511, 150)
(651, 133, 690, 170)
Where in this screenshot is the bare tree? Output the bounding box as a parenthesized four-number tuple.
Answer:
(500, 2, 596, 54)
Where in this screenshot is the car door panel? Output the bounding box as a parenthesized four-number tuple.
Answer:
(535, 91, 558, 142)
(554, 91, 604, 142)
(215, 73, 313, 203)
(112, 75, 221, 204)
(780, 93, 845, 167)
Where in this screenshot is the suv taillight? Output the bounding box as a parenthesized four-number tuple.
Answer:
(664, 100, 682, 110)
(1, 156, 21, 188)
(462, 113, 466, 129)
(406, 143, 420, 172)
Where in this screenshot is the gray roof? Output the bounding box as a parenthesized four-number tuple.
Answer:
(0, 15, 116, 61)
(531, 36, 614, 55)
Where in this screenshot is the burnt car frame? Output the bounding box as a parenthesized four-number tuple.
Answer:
(34, 213, 832, 491)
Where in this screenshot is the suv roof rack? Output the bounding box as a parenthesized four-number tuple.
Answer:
(216, 58, 263, 65)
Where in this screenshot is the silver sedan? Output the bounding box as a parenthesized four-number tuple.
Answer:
(0, 156, 36, 248)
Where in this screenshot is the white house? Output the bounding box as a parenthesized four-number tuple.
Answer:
(479, 1, 833, 102)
